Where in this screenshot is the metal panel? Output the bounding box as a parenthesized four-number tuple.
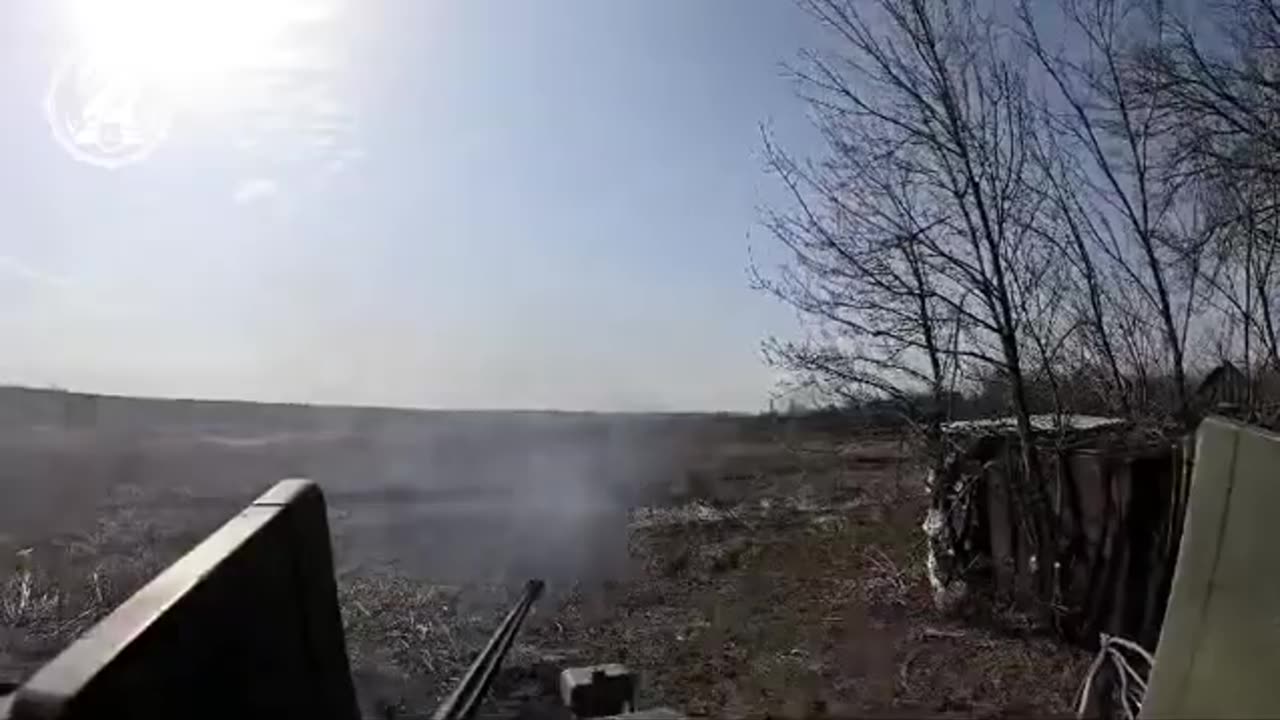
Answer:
(1142, 418, 1280, 719)
(6, 479, 360, 720)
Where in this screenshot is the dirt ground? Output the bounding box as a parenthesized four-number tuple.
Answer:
(501, 433, 1089, 719)
(0, 394, 1089, 718)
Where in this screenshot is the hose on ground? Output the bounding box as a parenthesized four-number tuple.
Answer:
(1075, 633, 1154, 720)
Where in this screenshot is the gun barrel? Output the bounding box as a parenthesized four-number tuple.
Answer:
(432, 579, 545, 720)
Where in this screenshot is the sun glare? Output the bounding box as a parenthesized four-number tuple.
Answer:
(67, 0, 316, 92)
(51, 0, 337, 167)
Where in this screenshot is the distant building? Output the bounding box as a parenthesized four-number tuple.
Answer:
(1195, 362, 1250, 418)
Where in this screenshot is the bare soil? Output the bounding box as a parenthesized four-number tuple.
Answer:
(0, 395, 1089, 718)
(505, 435, 1089, 719)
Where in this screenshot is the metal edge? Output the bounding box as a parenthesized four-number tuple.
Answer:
(10, 479, 319, 720)
(1140, 418, 1241, 718)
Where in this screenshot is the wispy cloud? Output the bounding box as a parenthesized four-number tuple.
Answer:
(232, 178, 280, 205)
(0, 255, 142, 319)
(320, 147, 367, 177)
(0, 255, 74, 288)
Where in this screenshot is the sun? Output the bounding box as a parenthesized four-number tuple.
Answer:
(64, 0, 327, 97)
(51, 0, 334, 167)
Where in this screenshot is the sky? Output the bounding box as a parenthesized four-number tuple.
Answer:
(0, 0, 828, 412)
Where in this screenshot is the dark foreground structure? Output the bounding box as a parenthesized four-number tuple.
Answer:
(0, 480, 550, 720)
(0, 480, 361, 719)
(930, 417, 1280, 716)
(0, 476, 658, 720)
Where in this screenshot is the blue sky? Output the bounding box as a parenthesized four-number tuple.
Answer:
(0, 1, 824, 412)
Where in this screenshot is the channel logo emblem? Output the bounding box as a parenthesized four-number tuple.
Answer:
(45, 57, 173, 169)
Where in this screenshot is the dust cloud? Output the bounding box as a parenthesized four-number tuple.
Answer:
(0, 387, 710, 591)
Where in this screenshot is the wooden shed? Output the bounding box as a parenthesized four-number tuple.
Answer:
(927, 416, 1191, 649)
(1195, 362, 1250, 416)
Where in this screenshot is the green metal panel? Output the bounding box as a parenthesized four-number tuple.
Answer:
(1142, 418, 1280, 719)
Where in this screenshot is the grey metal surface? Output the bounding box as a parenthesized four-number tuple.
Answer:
(1142, 418, 1280, 719)
(7, 478, 360, 720)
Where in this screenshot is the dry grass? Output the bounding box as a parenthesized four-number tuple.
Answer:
(0, 548, 166, 693)
(338, 575, 510, 692)
(0, 558, 62, 631)
(515, 437, 1091, 719)
(0, 555, 516, 716)
(0, 428, 1091, 718)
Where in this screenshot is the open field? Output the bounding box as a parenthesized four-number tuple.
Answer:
(0, 389, 1088, 717)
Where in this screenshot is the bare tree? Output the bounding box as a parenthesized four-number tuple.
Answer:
(1018, 0, 1199, 425)
(1143, 0, 1280, 182)
(1191, 160, 1280, 396)
(1125, 0, 1280, 419)
(1158, 0, 1280, 362)
(756, 134, 961, 421)
(1025, 110, 1134, 414)
(760, 0, 1065, 593)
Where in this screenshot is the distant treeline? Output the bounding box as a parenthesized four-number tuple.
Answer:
(760, 364, 1279, 433)
(0, 385, 720, 435)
